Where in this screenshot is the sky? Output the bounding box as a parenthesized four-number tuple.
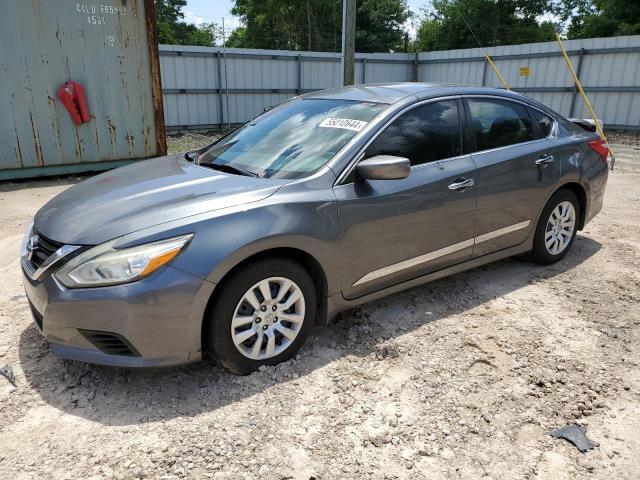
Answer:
(183, 0, 428, 37)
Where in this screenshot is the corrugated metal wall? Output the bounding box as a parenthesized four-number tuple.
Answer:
(418, 35, 640, 129)
(161, 35, 640, 131)
(159, 45, 413, 130)
(0, 0, 165, 179)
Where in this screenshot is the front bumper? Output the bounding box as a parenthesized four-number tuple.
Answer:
(22, 264, 215, 367)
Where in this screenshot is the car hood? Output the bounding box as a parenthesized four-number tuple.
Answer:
(34, 154, 288, 245)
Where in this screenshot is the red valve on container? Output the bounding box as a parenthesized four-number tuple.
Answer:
(56, 80, 90, 125)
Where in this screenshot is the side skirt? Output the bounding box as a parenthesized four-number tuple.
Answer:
(325, 239, 533, 323)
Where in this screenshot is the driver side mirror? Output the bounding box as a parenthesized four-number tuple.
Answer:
(356, 155, 410, 181)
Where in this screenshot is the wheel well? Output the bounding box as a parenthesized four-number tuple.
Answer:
(202, 248, 329, 355)
(557, 182, 587, 230)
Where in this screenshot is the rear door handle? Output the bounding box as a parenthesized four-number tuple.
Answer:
(535, 154, 554, 166)
(448, 177, 475, 191)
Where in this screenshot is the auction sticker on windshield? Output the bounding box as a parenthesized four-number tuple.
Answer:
(318, 118, 368, 132)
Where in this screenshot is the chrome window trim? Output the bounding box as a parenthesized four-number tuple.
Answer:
(464, 137, 549, 156)
(409, 153, 472, 172)
(352, 220, 531, 286)
(334, 95, 463, 186)
(334, 93, 561, 185)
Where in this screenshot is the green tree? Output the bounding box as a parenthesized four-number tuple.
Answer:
(558, 0, 640, 39)
(226, 0, 410, 53)
(356, 0, 411, 52)
(155, 0, 187, 44)
(417, 0, 557, 51)
(154, 0, 221, 46)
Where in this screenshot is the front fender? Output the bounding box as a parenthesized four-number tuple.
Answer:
(200, 202, 340, 294)
(116, 193, 341, 297)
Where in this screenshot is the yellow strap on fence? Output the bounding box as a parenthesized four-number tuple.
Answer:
(555, 33, 615, 169)
(485, 53, 510, 90)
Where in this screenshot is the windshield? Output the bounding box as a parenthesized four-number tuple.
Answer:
(198, 98, 386, 179)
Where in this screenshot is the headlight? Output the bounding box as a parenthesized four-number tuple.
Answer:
(55, 234, 193, 288)
(20, 221, 34, 258)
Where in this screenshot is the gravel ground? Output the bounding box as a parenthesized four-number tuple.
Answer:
(166, 133, 218, 155)
(605, 130, 640, 148)
(0, 140, 638, 480)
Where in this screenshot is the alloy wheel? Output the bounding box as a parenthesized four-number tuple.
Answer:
(544, 200, 576, 255)
(230, 277, 305, 360)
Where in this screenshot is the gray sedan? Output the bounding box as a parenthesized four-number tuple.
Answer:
(21, 83, 608, 373)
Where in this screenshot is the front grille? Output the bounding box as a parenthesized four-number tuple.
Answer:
(79, 330, 140, 357)
(31, 233, 64, 268)
(28, 300, 44, 332)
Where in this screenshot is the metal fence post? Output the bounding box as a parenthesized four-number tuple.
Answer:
(569, 48, 585, 118)
(296, 54, 302, 94)
(362, 57, 366, 84)
(481, 58, 488, 86)
(413, 50, 419, 82)
(216, 51, 225, 129)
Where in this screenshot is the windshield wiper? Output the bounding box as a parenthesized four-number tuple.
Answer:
(199, 162, 257, 177)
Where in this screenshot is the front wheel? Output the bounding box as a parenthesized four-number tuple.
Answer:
(531, 189, 580, 265)
(204, 258, 317, 374)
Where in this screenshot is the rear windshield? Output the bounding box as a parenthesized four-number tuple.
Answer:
(198, 98, 386, 179)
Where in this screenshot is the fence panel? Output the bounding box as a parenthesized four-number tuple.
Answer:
(161, 36, 640, 131)
(418, 35, 640, 128)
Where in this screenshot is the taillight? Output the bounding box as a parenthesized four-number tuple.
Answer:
(588, 139, 609, 162)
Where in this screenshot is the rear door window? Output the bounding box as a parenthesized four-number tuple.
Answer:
(467, 99, 534, 151)
(365, 100, 462, 167)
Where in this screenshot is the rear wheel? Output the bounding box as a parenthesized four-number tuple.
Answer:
(204, 258, 316, 374)
(531, 189, 580, 265)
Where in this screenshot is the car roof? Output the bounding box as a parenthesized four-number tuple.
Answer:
(302, 82, 542, 107)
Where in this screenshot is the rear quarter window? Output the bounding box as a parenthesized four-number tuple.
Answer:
(532, 109, 555, 137)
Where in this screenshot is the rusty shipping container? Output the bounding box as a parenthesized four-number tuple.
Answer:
(0, 0, 166, 180)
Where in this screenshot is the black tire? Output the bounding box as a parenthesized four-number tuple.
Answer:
(531, 189, 580, 265)
(204, 257, 317, 374)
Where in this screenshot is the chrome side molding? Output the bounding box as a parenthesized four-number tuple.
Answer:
(352, 220, 531, 286)
(475, 220, 531, 244)
(353, 239, 474, 286)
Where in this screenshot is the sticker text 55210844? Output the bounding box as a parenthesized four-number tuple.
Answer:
(318, 118, 369, 132)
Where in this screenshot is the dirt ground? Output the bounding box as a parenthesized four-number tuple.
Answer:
(0, 140, 639, 480)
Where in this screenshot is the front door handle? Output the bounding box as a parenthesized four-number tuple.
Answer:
(535, 154, 554, 166)
(448, 177, 475, 191)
